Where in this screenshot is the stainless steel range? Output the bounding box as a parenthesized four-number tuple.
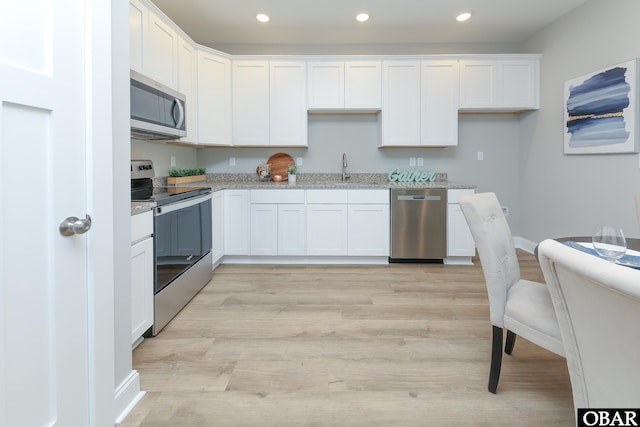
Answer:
(131, 160, 212, 335)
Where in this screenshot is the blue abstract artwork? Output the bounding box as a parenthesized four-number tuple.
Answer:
(564, 59, 638, 154)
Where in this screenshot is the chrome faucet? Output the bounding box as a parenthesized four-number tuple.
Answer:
(342, 153, 350, 181)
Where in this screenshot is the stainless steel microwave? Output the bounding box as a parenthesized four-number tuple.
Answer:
(130, 70, 187, 140)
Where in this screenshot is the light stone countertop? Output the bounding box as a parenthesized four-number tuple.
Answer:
(132, 173, 475, 215)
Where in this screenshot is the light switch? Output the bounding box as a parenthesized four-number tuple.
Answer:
(170, 156, 176, 167)
(477, 151, 484, 161)
(409, 157, 416, 166)
(417, 157, 424, 167)
(229, 157, 236, 166)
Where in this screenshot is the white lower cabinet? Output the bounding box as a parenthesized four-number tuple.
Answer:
(446, 189, 475, 260)
(306, 204, 348, 255)
(224, 190, 250, 255)
(250, 204, 278, 255)
(131, 210, 154, 345)
(348, 204, 389, 256)
(211, 190, 224, 264)
(277, 204, 306, 255)
(250, 190, 306, 256)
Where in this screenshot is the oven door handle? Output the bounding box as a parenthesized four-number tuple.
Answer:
(154, 192, 212, 216)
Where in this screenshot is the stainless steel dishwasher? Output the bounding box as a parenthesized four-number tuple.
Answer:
(390, 188, 447, 260)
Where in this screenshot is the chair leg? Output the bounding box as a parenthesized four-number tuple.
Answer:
(505, 330, 517, 355)
(488, 326, 503, 394)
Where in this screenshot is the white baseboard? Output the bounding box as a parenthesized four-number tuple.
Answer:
(114, 370, 145, 425)
(513, 236, 537, 254)
(222, 255, 389, 265)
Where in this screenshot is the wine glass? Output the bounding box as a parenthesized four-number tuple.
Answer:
(592, 225, 627, 262)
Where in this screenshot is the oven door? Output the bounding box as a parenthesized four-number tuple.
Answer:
(153, 192, 212, 293)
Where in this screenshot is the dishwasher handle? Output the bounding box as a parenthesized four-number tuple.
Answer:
(397, 195, 442, 201)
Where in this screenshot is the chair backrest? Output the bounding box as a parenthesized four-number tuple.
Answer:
(538, 239, 640, 408)
(458, 192, 520, 328)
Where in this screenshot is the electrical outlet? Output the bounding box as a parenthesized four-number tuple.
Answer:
(409, 157, 416, 166)
(296, 157, 303, 166)
(229, 157, 236, 166)
(170, 156, 176, 167)
(417, 157, 424, 167)
(502, 206, 510, 217)
(477, 151, 484, 161)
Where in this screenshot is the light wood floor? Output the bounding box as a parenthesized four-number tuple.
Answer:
(120, 251, 574, 427)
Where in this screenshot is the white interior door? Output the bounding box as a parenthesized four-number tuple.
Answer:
(0, 1, 92, 425)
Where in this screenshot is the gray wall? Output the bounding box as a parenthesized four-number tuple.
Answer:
(520, 0, 640, 242)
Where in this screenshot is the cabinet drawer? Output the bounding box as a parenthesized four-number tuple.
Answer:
(447, 189, 475, 204)
(131, 210, 153, 243)
(251, 189, 305, 204)
(348, 189, 389, 204)
(306, 189, 348, 204)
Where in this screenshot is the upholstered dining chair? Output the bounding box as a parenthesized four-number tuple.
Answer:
(458, 192, 564, 393)
(538, 239, 640, 409)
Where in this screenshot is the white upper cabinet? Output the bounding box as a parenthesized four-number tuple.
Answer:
(345, 61, 382, 109)
(307, 62, 344, 109)
(459, 57, 540, 111)
(270, 61, 308, 147)
(177, 36, 197, 143)
(129, 0, 146, 72)
(421, 60, 459, 147)
(145, 9, 178, 89)
(381, 61, 422, 146)
(382, 60, 460, 147)
(129, 0, 178, 89)
(308, 61, 381, 110)
(232, 60, 270, 146)
(197, 49, 231, 145)
(232, 60, 307, 147)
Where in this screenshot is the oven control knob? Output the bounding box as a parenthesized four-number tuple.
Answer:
(59, 214, 92, 237)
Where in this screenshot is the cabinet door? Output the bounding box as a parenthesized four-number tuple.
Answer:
(421, 60, 459, 147)
(224, 190, 250, 255)
(381, 61, 421, 146)
(178, 36, 197, 143)
(129, 0, 146, 73)
(270, 61, 307, 147)
(197, 50, 231, 145)
(250, 204, 278, 256)
(131, 237, 154, 343)
(345, 61, 381, 109)
(447, 204, 475, 257)
(306, 204, 348, 255)
(459, 61, 496, 109)
(500, 60, 539, 109)
(348, 204, 389, 256)
(307, 62, 345, 109)
(278, 204, 306, 256)
(233, 60, 270, 146)
(146, 10, 178, 88)
(211, 191, 224, 263)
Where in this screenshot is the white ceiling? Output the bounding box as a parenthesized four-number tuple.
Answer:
(151, 0, 588, 48)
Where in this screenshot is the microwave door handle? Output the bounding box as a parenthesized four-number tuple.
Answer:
(172, 98, 185, 129)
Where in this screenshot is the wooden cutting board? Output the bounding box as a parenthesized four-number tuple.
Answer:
(267, 153, 295, 181)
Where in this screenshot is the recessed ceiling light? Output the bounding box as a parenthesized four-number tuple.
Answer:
(456, 12, 472, 22)
(256, 13, 270, 23)
(356, 13, 369, 22)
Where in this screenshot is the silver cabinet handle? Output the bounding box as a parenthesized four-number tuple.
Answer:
(59, 214, 92, 237)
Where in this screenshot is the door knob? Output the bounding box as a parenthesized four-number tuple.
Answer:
(59, 214, 92, 237)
